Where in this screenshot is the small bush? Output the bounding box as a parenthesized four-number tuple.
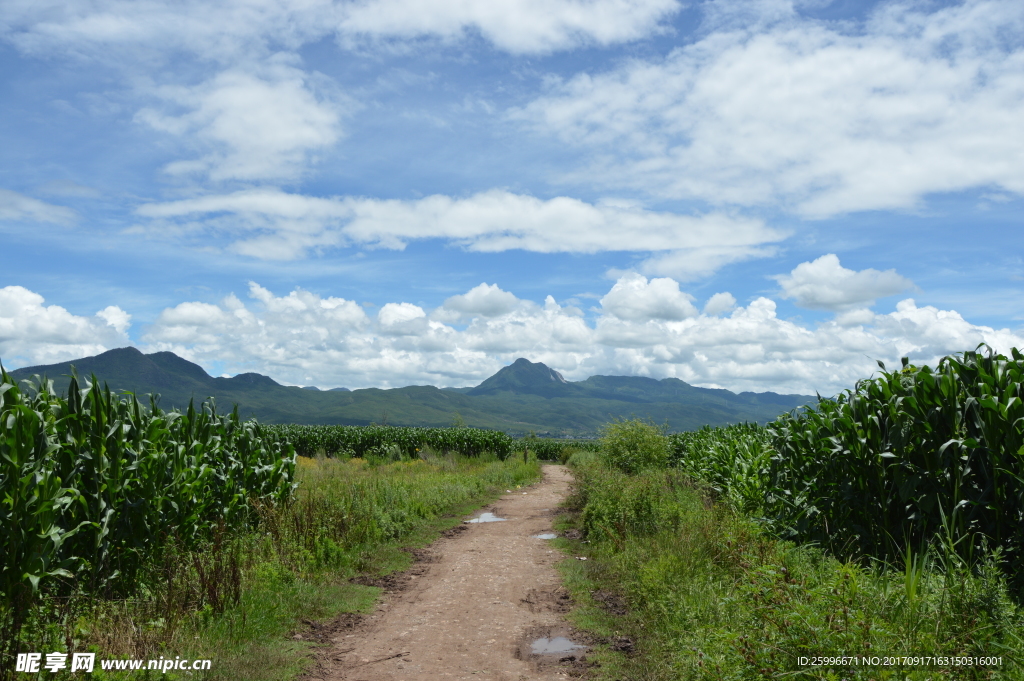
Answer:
(599, 418, 669, 474)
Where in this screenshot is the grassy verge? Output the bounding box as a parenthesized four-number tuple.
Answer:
(15, 452, 541, 680)
(557, 459, 1024, 681)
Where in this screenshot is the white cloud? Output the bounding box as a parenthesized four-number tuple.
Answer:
(442, 283, 521, 319)
(96, 305, 132, 333)
(876, 299, 1022, 362)
(2, 0, 680, 62)
(514, 0, 1024, 216)
(336, 0, 681, 54)
(0, 0, 338, 66)
(775, 254, 913, 311)
(703, 291, 735, 316)
(136, 188, 785, 272)
(600, 273, 697, 321)
(378, 302, 429, 335)
(0, 286, 130, 369)
(135, 62, 345, 182)
(637, 244, 780, 281)
(834, 308, 876, 327)
(128, 275, 1024, 395)
(0, 188, 77, 226)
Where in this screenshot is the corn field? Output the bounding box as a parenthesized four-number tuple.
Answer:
(668, 422, 772, 515)
(767, 348, 1024, 575)
(519, 437, 600, 462)
(0, 368, 296, 657)
(266, 424, 518, 459)
(672, 346, 1024, 587)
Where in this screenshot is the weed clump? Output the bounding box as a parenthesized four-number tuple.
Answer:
(599, 418, 669, 474)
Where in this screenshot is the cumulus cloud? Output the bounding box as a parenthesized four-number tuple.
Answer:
(135, 62, 345, 182)
(514, 0, 1024, 216)
(703, 292, 736, 316)
(132, 276, 1024, 395)
(441, 283, 521, 319)
(0, 188, 77, 226)
(96, 305, 132, 334)
(378, 302, 429, 336)
(136, 188, 785, 271)
(1, 0, 680, 60)
(600, 273, 697, 321)
(775, 254, 913, 311)
(0, 286, 130, 368)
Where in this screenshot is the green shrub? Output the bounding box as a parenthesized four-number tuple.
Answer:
(599, 418, 669, 474)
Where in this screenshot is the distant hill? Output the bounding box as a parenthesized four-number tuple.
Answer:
(5, 349, 814, 435)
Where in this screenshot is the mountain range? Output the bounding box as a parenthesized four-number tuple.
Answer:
(5, 348, 815, 435)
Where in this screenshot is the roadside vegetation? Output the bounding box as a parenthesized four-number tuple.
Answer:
(0, 367, 540, 680)
(559, 347, 1024, 680)
(266, 423, 599, 463)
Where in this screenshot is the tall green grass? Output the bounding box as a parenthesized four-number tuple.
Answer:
(262, 452, 540, 572)
(562, 463, 1024, 680)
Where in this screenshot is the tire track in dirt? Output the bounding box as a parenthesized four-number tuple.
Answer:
(316, 465, 582, 681)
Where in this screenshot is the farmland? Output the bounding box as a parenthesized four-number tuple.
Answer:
(559, 347, 1024, 680)
(0, 367, 541, 680)
(3, 346, 1024, 680)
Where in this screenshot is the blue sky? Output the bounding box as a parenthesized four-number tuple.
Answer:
(1, 0, 1022, 393)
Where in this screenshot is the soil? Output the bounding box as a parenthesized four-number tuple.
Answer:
(311, 465, 589, 681)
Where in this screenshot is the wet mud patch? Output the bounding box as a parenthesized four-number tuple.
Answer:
(349, 562, 428, 593)
(607, 635, 635, 654)
(514, 625, 597, 676)
(591, 589, 628, 615)
(405, 547, 439, 563)
(440, 524, 468, 538)
(519, 586, 572, 613)
(296, 612, 368, 681)
(292, 612, 365, 644)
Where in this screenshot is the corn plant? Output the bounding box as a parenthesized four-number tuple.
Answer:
(516, 437, 600, 462)
(266, 424, 516, 459)
(669, 422, 772, 515)
(766, 347, 1024, 579)
(0, 367, 296, 661)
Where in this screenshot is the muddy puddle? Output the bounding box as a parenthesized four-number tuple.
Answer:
(515, 625, 591, 673)
(530, 636, 585, 654)
(464, 512, 506, 523)
(532, 532, 557, 539)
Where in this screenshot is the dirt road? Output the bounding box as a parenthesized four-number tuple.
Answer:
(319, 465, 580, 681)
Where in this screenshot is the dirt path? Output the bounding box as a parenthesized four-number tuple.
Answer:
(318, 465, 579, 681)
